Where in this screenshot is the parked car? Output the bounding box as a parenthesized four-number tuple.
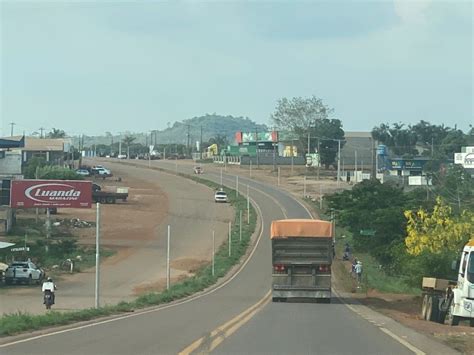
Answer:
(194, 166, 203, 174)
(214, 189, 228, 203)
(75, 169, 90, 176)
(117, 154, 127, 159)
(4, 261, 45, 285)
(91, 167, 112, 177)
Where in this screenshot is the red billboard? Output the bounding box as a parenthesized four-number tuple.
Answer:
(11, 180, 92, 208)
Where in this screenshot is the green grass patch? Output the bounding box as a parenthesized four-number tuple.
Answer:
(0, 171, 257, 337)
(354, 252, 420, 295)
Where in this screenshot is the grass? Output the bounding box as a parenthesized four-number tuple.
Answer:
(0, 171, 257, 337)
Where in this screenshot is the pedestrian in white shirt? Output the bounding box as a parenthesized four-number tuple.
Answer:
(355, 261, 363, 286)
(42, 277, 57, 304)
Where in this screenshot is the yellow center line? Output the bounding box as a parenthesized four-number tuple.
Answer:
(179, 290, 271, 355)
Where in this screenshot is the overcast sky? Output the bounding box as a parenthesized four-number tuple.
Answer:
(1, 0, 472, 137)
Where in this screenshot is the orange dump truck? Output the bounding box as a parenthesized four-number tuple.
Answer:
(271, 219, 334, 303)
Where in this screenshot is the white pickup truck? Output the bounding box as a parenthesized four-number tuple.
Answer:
(4, 261, 45, 285)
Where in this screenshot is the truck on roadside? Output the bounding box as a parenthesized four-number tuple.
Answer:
(92, 183, 128, 204)
(421, 238, 474, 326)
(271, 219, 334, 303)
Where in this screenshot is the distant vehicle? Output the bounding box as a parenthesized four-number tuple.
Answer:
(75, 169, 90, 176)
(194, 166, 203, 174)
(117, 154, 127, 159)
(92, 183, 128, 204)
(91, 167, 112, 177)
(214, 189, 228, 203)
(4, 261, 45, 285)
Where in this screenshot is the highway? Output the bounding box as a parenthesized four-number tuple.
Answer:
(1, 160, 457, 354)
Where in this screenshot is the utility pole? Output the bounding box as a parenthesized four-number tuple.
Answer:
(186, 124, 190, 158)
(355, 150, 358, 183)
(200, 125, 203, 160)
(255, 128, 259, 169)
(307, 131, 310, 156)
(9, 122, 16, 137)
(337, 139, 341, 188)
(317, 138, 320, 180)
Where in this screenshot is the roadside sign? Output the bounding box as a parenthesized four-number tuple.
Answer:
(11, 180, 92, 208)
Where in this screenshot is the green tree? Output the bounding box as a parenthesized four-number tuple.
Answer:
(314, 119, 345, 168)
(122, 135, 136, 158)
(47, 128, 67, 139)
(439, 130, 467, 157)
(208, 134, 229, 150)
(24, 157, 48, 178)
(270, 96, 344, 167)
(434, 165, 474, 212)
(372, 123, 418, 156)
(326, 179, 410, 264)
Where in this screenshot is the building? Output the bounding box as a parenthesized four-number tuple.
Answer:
(454, 146, 474, 176)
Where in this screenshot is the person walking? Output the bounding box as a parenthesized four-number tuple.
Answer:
(42, 277, 57, 304)
(355, 260, 363, 287)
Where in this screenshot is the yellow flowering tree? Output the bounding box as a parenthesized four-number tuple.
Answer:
(404, 197, 474, 255)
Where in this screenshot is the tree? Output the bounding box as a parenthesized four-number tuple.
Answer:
(372, 123, 418, 156)
(434, 165, 474, 212)
(440, 130, 467, 157)
(404, 197, 474, 255)
(24, 157, 48, 179)
(270, 96, 344, 167)
(47, 128, 67, 139)
(314, 119, 345, 168)
(122, 135, 136, 158)
(208, 134, 228, 149)
(326, 179, 409, 264)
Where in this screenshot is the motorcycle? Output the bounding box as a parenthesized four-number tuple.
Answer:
(44, 290, 54, 310)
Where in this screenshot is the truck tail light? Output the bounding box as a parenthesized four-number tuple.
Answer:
(273, 264, 286, 273)
(318, 265, 331, 273)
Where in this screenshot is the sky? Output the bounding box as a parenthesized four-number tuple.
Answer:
(0, 0, 472, 137)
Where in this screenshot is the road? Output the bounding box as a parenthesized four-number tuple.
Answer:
(1, 160, 233, 314)
(1, 159, 457, 354)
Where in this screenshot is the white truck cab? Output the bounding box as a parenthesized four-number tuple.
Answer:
(450, 239, 474, 325)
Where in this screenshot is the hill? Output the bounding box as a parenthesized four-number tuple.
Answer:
(79, 114, 268, 147)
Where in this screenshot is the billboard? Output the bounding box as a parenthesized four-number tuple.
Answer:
(11, 180, 92, 208)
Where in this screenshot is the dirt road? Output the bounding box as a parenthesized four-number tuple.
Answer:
(1, 160, 233, 314)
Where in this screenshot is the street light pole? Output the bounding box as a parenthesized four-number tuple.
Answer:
(337, 139, 341, 187)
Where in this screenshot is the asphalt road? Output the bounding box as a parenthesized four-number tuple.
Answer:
(1, 160, 233, 314)
(1, 160, 457, 355)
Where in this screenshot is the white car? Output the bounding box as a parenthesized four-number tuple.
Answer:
(92, 167, 112, 176)
(4, 261, 45, 285)
(75, 169, 90, 176)
(214, 190, 228, 203)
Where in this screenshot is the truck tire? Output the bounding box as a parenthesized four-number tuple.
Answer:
(447, 301, 460, 326)
(426, 296, 440, 322)
(421, 294, 429, 320)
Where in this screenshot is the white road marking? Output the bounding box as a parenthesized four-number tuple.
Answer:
(380, 327, 426, 355)
(0, 197, 266, 348)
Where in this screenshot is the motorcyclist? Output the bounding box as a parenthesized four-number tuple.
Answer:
(42, 277, 57, 304)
